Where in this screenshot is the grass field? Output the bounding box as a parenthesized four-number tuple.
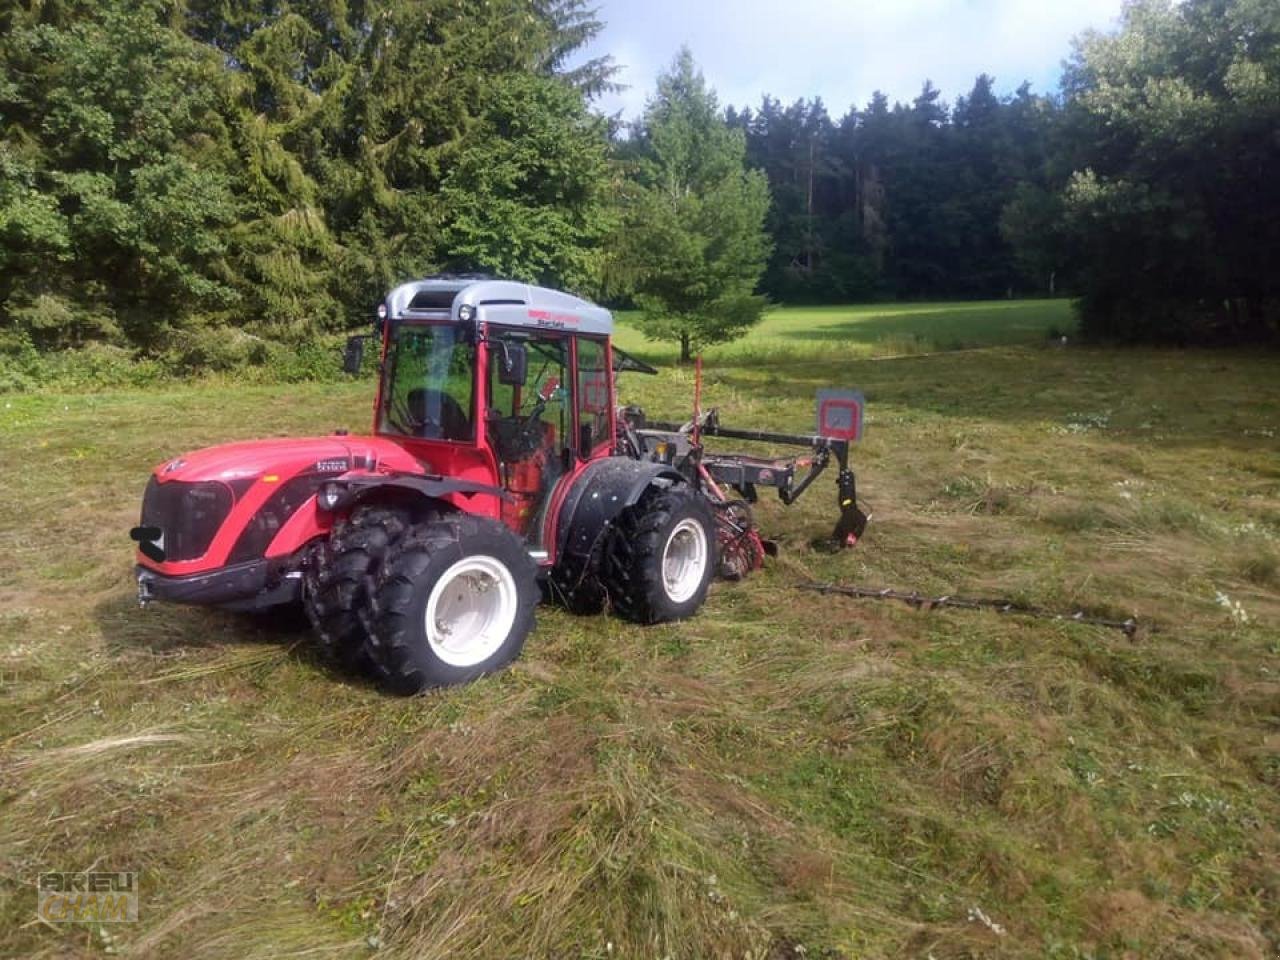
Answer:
(611, 299, 1075, 364)
(2, 301, 1278, 958)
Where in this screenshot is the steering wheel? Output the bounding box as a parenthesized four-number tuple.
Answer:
(490, 376, 560, 460)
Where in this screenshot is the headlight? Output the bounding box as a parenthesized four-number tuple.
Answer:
(318, 482, 344, 511)
(458, 303, 476, 322)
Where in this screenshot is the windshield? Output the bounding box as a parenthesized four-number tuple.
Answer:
(380, 324, 475, 441)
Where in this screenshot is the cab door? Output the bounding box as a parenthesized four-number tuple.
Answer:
(485, 328, 569, 543)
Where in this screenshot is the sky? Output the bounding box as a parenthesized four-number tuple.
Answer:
(569, 0, 1127, 121)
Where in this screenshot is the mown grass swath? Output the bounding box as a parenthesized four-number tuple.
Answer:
(1, 302, 1276, 957)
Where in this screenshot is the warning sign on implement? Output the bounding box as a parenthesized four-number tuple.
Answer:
(816, 389, 864, 442)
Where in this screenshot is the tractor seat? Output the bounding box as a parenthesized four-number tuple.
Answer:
(406, 388, 472, 441)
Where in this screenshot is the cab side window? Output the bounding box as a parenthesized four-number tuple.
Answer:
(487, 331, 568, 451)
(575, 337, 610, 454)
(486, 329, 568, 541)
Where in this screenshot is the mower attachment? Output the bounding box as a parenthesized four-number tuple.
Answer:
(620, 406, 869, 548)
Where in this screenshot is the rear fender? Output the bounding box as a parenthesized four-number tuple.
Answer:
(553, 458, 686, 586)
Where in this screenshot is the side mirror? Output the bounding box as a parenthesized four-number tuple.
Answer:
(343, 336, 365, 375)
(497, 342, 528, 387)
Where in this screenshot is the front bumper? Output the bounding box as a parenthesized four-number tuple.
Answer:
(135, 559, 302, 612)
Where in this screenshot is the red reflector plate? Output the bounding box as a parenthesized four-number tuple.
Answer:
(817, 389, 864, 442)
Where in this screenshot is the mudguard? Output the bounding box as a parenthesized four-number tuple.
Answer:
(332, 473, 511, 512)
(553, 458, 686, 589)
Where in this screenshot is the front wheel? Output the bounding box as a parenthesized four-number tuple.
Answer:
(366, 516, 538, 694)
(303, 505, 410, 669)
(603, 485, 717, 623)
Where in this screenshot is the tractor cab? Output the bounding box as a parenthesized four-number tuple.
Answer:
(353, 277, 619, 549)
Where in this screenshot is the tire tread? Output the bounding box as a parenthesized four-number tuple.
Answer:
(303, 505, 410, 667)
(601, 484, 715, 624)
(367, 515, 537, 694)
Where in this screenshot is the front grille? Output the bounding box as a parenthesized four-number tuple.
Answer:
(140, 477, 233, 562)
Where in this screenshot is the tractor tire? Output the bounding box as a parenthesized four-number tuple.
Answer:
(602, 484, 717, 624)
(304, 504, 410, 670)
(366, 515, 538, 694)
(547, 568, 607, 616)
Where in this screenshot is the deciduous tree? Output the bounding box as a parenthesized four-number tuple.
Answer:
(1055, 0, 1280, 341)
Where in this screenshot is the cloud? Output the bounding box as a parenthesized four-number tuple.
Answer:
(574, 0, 1125, 119)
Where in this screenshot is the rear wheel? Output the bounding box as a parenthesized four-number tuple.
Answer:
(303, 505, 410, 669)
(603, 485, 716, 623)
(367, 515, 538, 694)
(548, 566, 607, 616)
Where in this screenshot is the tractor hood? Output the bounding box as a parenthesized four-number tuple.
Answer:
(151, 435, 426, 484)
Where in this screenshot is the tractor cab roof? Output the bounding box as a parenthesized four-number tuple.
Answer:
(383, 276, 612, 337)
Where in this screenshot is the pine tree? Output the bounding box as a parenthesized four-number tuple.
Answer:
(612, 49, 771, 362)
(0, 0, 243, 349)
(0, 0, 615, 356)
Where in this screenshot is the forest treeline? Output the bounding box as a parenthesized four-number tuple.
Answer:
(735, 0, 1280, 344)
(726, 79, 1053, 305)
(1, 0, 1277, 368)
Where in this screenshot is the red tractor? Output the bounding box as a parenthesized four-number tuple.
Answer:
(131, 277, 867, 693)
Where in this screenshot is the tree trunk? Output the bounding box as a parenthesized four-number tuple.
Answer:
(804, 136, 814, 272)
(680, 332, 691, 364)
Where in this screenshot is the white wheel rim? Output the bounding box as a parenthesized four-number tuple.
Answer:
(662, 517, 708, 604)
(424, 555, 518, 667)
